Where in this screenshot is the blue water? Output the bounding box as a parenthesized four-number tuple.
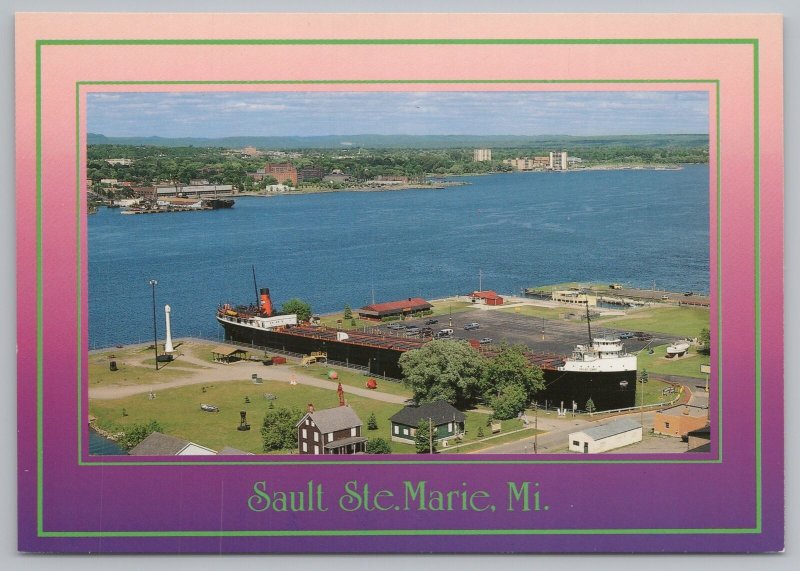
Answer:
(88, 166, 709, 348)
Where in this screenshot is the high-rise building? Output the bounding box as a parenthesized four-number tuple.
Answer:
(473, 148, 492, 162)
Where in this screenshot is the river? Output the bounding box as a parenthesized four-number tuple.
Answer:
(88, 165, 709, 349)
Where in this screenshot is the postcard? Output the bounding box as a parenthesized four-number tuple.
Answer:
(15, 12, 784, 553)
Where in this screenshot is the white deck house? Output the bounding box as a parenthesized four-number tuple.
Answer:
(569, 418, 642, 453)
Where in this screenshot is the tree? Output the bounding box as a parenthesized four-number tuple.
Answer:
(367, 412, 378, 430)
(489, 383, 529, 420)
(343, 304, 353, 320)
(366, 438, 392, 454)
(585, 398, 596, 415)
(118, 420, 163, 450)
(415, 419, 437, 454)
(482, 344, 545, 419)
(699, 327, 711, 355)
(261, 406, 303, 452)
(281, 298, 312, 322)
(476, 426, 484, 438)
(640, 369, 649, 384)
(398, 339, 488, 408)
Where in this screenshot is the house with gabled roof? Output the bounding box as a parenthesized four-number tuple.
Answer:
(296, 405, 367, 455)
(389, 401, 466, 445)
(129, 432, 217, 456)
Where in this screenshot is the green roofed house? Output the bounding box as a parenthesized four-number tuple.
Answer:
(389, 401, 466, 446)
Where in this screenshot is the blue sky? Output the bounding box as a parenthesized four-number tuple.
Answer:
(87, 91, 708, 138)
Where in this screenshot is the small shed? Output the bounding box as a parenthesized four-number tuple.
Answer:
(211, 345, 249, 363)
(470, 290, 504, 306)
(569, 418, 642, 453)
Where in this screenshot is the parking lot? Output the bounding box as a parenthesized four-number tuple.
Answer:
(372, 306, 678, 357)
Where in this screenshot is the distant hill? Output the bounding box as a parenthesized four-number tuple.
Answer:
(87, 133, 708, 150)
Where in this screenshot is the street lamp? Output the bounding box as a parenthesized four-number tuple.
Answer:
(149, 279, 159, 370)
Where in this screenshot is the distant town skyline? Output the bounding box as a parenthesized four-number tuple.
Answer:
(87, 91, 709, 139)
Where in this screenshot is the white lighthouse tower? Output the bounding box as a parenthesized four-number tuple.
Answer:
(164, 304, 175, 354)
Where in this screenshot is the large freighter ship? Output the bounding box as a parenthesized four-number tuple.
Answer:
(216, 289, 637, 412)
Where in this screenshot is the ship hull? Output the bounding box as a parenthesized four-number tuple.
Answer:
(538, 368, 638, 412)
(218, 318, 637, 411)
(218, 319, 408, 379)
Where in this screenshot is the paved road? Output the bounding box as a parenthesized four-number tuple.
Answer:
(88, 340, 409, 404)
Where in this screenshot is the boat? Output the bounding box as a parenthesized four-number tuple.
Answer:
(665, 341, 690, 358)
(216, 286, 637, 412)
(523, 304, 638, 411)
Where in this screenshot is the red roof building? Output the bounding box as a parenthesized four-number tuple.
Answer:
(470, 290, 504, 306)
(358, 297, 432, 320)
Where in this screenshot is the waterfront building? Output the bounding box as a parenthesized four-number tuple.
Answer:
(297, 166, 326, 182)
(470, 290, 504, 306)
(551, 290, 597, 307)
(550, 151, 569, 170)
(473, 148, 492, 162)
(357, 297, 432, 321)
(129, 432, 217, 456)
(252, 162, 298, 186)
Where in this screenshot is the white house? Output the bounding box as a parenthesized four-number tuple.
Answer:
(569, 418, 642, 453)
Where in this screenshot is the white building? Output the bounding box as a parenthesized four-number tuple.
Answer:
(473, 148, 492, 162)
(569, 418, 642, 453)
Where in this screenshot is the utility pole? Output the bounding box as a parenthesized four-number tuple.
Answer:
(429, 417, 433, 454)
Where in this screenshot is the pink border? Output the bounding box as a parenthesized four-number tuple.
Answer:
(15, 13, 783, 553)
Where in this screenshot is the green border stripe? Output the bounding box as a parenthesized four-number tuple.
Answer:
(752, 39, 763, 532)
(39, 526, 758, 539)
(29, 37, 756, 541)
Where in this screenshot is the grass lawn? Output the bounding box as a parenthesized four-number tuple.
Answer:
(595, 306, 709, 338)
(89, 354, 203, 388)
(292, 363, 413, 398)
(637, 344, 709, 380)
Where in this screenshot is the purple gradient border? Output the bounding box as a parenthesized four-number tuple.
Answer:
(16, 32, 784, 553)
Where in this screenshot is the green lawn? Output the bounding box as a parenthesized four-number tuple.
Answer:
(595, 306, 709, 338)
(89, 372, 537, 455)
(291, 362, 413, 398)
(637, 344, 709, 380)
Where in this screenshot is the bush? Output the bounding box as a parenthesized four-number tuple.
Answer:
(366, 438, 392, 454)
(118, 420, 163, 450)
(261, 406, 303, 452)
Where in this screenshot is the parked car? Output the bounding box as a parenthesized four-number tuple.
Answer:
(424, 318, 438, 325)
(405, 326, 421, 335)
(479, 337, 492, 344)
(618, 332, 634, 339)
(436, 328, 454, 338)
(464, 322, 480, 330)
(420, 327, 433, 335)
(684, 291, 694, 296)
(634, 331, 653, 340)
(387, 323, 406, 330)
